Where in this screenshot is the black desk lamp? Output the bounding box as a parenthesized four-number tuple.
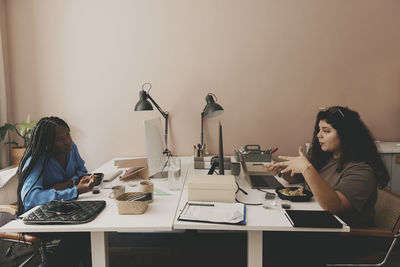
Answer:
(201, 93, 224, 150)
(134, 82, 171, 157)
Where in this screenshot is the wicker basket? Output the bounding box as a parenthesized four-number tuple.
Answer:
(116, 192, 148, 215)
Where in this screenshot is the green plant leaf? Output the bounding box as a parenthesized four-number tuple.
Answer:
(0, 123, 17, 143)
(18, 120, 36, 137)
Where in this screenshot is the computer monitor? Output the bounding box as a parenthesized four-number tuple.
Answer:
(208, 121, 225, 175)
(144, 117, 168, 178)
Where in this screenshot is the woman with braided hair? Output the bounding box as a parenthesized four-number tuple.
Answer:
(17, 116, 97, 214)
(16, 116, 95, 267)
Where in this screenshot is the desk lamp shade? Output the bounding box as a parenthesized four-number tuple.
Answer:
(203, 94, 224, 118)
(135, 90, 153, 111)
(201, 93, 224, 148)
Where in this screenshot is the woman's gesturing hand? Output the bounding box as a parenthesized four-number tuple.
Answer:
(274, 147, 311, 176)
(264, 161, 284, 175)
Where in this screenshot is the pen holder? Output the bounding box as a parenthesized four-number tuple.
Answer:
(194, 157, 205, 169)
(194, 148, 205, 158)
(138, 180, 154, 203)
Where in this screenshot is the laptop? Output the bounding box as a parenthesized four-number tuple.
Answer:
(239, 153, 284, 189)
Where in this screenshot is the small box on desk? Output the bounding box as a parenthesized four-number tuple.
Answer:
(193, 156, 232, 170)
(188, 174, 236, 203)
(114, 158, 149, 181)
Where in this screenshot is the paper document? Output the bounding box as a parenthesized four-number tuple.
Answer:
(178, 201, 246, 225)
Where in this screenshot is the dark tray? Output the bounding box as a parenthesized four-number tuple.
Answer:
(276, 187, 313, 202)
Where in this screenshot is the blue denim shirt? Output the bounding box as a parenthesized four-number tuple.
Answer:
(21, 142, 88, 212)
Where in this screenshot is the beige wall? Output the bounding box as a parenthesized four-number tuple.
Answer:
(3, 0, 400, 169)
(0, 0, 11, 167)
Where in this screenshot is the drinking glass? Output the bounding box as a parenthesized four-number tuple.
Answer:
(168, 157, 182, 190)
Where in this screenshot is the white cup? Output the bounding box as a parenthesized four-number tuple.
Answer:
(109, 185, 125, 199)
(262, 193, 277, 209)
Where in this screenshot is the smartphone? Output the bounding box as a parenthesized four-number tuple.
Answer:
(76, 173, 104, 186)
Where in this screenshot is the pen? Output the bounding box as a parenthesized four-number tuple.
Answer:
(188, 203, 214, 207)
(271, 147, 279, 154)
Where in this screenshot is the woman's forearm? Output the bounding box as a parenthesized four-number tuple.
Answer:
(51, 179, 73, 190)
(302, 165, 350, 214)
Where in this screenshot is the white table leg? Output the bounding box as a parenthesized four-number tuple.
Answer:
(90, 232, 109, 267)
(248, 230, 262, 267)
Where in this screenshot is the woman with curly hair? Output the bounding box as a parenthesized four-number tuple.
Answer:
(264, 106, 390, 266)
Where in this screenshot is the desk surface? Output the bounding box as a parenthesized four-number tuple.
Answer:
(0, 156, 349, 233)
(173, 161, 350, 232)
(0, 157, 190, 233)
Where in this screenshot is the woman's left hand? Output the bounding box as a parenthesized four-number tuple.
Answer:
(274, 147, 311, 176)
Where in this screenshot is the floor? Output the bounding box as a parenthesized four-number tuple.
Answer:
(108, 231, 247, 267)
(1, 231, 399, 266)
(107, 231, 400, 267)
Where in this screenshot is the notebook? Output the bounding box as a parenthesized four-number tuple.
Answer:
(285, 210, 343, 228)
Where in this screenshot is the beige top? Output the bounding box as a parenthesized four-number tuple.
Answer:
(318, 158, 377, 227)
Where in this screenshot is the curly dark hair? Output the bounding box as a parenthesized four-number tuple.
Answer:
(16, 116, 70, 215)
(307, 106, 389, 188)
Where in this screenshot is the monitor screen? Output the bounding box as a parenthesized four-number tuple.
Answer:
(208, 121, 225, 175)
(144, 117, 168, 178)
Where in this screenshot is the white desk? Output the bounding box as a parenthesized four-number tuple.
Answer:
(0, 157, 191, 267)
(0, 157, 349, 267)
(173, 163, 350, 267)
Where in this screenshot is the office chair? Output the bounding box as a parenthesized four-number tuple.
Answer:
(0, 171, 49, 266)
(327, 188, 400, 267)
(0, 204, 49, 267)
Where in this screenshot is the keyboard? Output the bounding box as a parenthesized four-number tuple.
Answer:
(249, 175, 283, 189)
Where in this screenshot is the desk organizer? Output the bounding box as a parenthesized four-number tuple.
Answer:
(194, 156, 232, 170)
(116, 192, 148, 215)
(118, 158, 149, 181)
(235, 145, 271, 162)
(138, 180, 154, 203)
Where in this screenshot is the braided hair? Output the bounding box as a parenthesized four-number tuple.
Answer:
(16, 116, 70, 215)
(307, 106, 389, 189)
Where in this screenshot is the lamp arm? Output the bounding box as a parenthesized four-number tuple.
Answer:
(201, 112, 205, 146)
(146, 94, 171, 156)
(147, 94, 168, 119)
(164, 113, 170, 154)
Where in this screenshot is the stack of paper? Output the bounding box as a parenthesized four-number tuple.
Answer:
(178, 201, 246, 225)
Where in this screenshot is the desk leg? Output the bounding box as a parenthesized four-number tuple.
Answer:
(90, 232, 109, 267)
(248, 231, 262, 267)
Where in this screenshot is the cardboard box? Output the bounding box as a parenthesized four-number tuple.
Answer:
(115, 158, 149, 181)
(188, 174, 236, 203)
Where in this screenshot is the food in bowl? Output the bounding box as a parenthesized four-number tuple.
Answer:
(278, 187, 307, 196)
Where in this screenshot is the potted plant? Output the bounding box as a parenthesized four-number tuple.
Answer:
(0, 115, 36, 166)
